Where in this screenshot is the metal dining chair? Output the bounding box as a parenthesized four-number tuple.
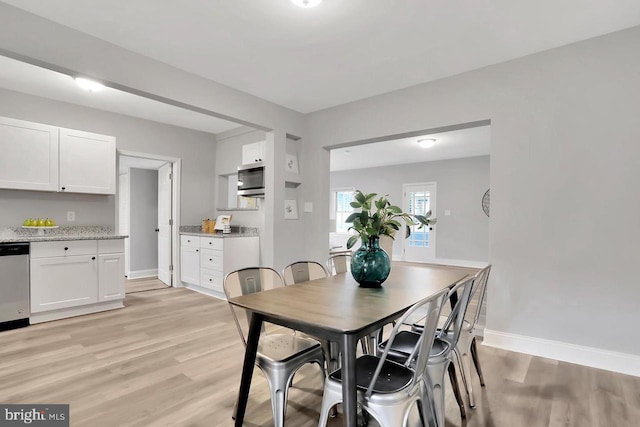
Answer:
(282, 260, 343, 380)
(318, 288, 449, 427)
(448, 265, 491, 408)
(380, 275, 476, 427)
(224, 267, 326, 427)
(282, 261, 329, 285)
(326, 253, 351, 275)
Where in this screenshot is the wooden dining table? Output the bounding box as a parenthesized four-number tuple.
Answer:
(228, 263, 472, 427)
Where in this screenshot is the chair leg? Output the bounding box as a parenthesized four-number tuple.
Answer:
(426, 362, 447, 427)
(270, 387, 287, 427)
(471, 337, 486, 387)
(447, 363, 466, 419)
(318, 388, 342, 427)
(455, 331, 477, 408)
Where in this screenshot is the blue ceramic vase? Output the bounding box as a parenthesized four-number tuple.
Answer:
(351, 236, 391, 288)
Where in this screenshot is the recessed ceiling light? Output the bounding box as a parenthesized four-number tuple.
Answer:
(75, 77, 105, 92)
(417, 138, 436, 148)
(290, 0, 323, 8)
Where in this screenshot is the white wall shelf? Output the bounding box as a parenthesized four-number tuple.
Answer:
(285, 172, 302, 187)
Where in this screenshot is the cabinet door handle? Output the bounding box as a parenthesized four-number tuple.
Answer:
(196, 249, 199, 252)
(209, 258, 212, 261)
(155, 228, 160, 232)
(64, 247, 69, 251)
(92, 256, 96, 260)
(61, 187, 66, 191)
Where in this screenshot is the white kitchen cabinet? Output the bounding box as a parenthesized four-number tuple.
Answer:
(0, 116, 59, 191)
(98, 240, 125, 302)
(242, 141, 266, 165)
(180, 242, 201, 286)
(0, 116, 116, 195)
(59, 128, 116, 194)
(30, 254, 98, 313)
(180, 234, 259, 298)
(30, 239, 126, 323)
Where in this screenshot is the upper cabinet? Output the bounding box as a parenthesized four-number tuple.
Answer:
(59, 128, 116, 194)
(242, 140, 265, 164)
(0, 116, 116, 195)
(0, 116, 59, 192)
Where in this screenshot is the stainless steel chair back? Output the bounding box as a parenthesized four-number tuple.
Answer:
(282, 261, 328, 285)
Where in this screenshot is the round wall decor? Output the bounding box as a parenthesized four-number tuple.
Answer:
(482, 189, 490, 217)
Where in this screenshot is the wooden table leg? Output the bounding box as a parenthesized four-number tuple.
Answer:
(234, 312, 263, 426)
(341, 334, 358, 427)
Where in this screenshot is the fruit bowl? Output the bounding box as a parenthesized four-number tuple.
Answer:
(21, 225, 59, 236)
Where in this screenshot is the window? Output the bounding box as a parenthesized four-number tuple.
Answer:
(332, 188, 355, 233)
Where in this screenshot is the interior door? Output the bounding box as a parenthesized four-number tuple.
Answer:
(157, 163, 172, 285)
(403, 183, 436, 262)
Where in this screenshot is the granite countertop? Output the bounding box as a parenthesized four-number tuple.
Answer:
(179, 225, 259, 238)
(0, 226, 128, 243)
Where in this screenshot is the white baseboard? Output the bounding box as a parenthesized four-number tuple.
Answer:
(30, 300, 124, 324)
(128, 269, 158, 279)
(184, 283, 227, 301)
(483, 329, 640, 378)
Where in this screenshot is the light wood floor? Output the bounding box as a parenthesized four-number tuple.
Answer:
(125, 276, 170, 294)
(1, 284, 639, 426)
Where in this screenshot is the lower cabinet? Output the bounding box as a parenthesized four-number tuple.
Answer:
(98, 253, 125, 301)
(180, 246, 201, 286)
(30, 239, 125, 322)
(180, 234, 259, 298)
(30, 255, 98, 313)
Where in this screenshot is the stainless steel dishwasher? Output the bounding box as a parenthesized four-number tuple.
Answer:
(0, 242, 30, 331)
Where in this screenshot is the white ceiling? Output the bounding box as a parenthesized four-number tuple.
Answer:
(0, 55, 240, 134)
(3, 0, 640, 113)
(330, 126, 490, 172)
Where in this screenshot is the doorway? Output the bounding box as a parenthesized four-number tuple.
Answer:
(117, 151, 181, 292)
(402, 182, 436, 262)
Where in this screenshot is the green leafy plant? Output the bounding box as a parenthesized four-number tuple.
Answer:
(345, 190, 437, 249)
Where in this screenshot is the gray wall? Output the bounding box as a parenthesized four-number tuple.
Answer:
(331, 155, 490, 262)
(0, 190, 113, 227)
(0, 88, 216, 227)
(129, 168, 158, 272)
(307, 26, 640, 357)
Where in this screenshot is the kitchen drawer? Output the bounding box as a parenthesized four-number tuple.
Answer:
(200, 269, 224, 293)
(201, 236, 223, 250)
(31, 240, 97, 259)
(181, 235, 200, 248)
(98, 239, 124, 254)
(200, 249, 223, 271)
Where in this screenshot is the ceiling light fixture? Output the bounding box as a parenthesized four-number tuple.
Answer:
(75, 77, 105, 92)
(290, 0, 323, 8)
(417, 138, 436, 148)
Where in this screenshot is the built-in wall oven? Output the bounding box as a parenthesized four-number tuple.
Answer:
(0, 242, 30, 331)
(237, 162, 265, 197)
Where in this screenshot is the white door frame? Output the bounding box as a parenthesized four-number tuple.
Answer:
(402, 182, 437, 262)
(115, 150, 182, 287)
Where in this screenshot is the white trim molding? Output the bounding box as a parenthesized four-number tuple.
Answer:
(483, 329, 640, 378)
(128, 269, 158, 279)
